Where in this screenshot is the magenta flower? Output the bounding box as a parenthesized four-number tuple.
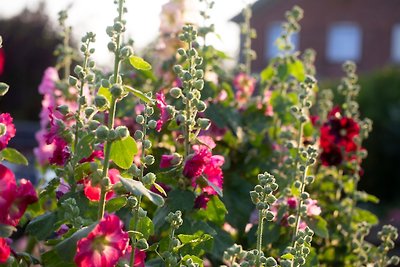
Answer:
(287, 197, 298, 209)
(74, 214, 129, 267)
(38, 67, 59, 95)
(183, 146, 211, 179)
(194, 194, 210, 209)
(0, 238, 10, 264)
(155, 92, 170, 132)
(160, 154, 175, 168)
(0, 113, 16, 151)
(122, 246, 146, 267)
(83, 169, 120, 202)
(0, 164, 38, 227)
(48, 137, 70, 166)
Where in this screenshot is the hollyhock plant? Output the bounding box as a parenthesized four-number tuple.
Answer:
(0, 238, 10, 264)
(74, 214, 129, 267)
(83, 169, 120, 202)
(122, 246, 146, 267)
(48, 136, 70, 166)
(155, 92, 170, 132)
(0, 113, 16, 151)
(233, 72, 256, 106)
(0, 164, 38, 227)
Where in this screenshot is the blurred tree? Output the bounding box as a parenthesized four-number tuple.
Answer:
(0, 2, 61, 120)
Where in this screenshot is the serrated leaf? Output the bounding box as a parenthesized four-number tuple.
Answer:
(180, 255, 204, 267)
(305, 216, 329, 238)
(0, 223, 16, 238)
(26, 212, 57, 240)
(120, 177, 164, 207)
(0, 148, 28, 165)
(124, 85, 153, 104)
(110, 136, 137, 169)
(130, 216, 154, 239)
(177, 233, 213, 256)
(105, 196, 127, 212)
(129, 56, 152, 70)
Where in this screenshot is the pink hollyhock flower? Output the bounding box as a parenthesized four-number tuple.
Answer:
(84, 169, 120, 202)
(155, 92, 170, 132)
(233, 73, 256, 105)
(200, 155, 224, 195)
(287, 197, 298, 209)
(194, 194, 210, 209)
(48, 137, 70, 166)
(34, 130, 55, 165)
(306, 199, 321, 217)
(183, 146, 211, 179)
(79, 150, 104, 164)
(122, 246, 146, 267)
(160, 154, 175, 168)
(0, 164, 38, 227)
(38, 67, 59, 95)
(0, 113, 16, 151)
(0, 238, 10, 264)
(74, 214, 129, 267)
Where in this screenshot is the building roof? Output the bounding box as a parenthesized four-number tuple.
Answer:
(231, 0, 279, 23)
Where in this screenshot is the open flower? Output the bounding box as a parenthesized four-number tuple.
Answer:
(155, 92, 170, 132)
(48, 137, 70, 166)
(0, 113, 16, 151)
(233, 73, 256, 106)
(0, 164, 38, 227)
(121, 246, 146, 267)
(0, 238, 10, 264)
(38, 67, 59, 95)
(74, 214, 129, 267)
(84, 169, 120, 202)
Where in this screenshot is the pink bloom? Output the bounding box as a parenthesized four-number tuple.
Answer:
(306, 199, 321, 217)
(74, 214, 129, 267)
(38, 67, 59, 95)
(183, 146, 211, 179)
(84, 169, 120, 202)
(48, 137, 70, 166)
(201, 155, 224, 195)
(233, 73, 256, 105)
(0, 113, 16, 151)
(0, 238, 10, 263)
(287, 197, 298, 209)
(160, 154, 175, 168)
(122, 246, 146, 267)
(195, 135, 216, 150)
(0, 164, 38, 227)
(155, 92, 170, 132)
(34, 129, 55, 165)
(56, 179, 70, 199)
(194, 194, 210, 209)
(80, 150, 104, 163)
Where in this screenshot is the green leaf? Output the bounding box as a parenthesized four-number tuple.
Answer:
(353, 208, 379, 225)
(129, 56, 152, 70)
(288, 60, 306, 81)
(42, 224, 96, 267)
(124, 85, 153, 104)
(26, 212, 57, 240)
(305, 216, 329, 238)
(153, 183, 167, 197)
(167, 189, 195, 212)
(281, 253, 294, 260)
(110, 136, 137, 169)
(177, 233, 213, 256)
(195, 196, 227, 226)
(0, 148, 28, 165)
(260, 65, 275, 83)
(277, 63, 289, 81)
(0, 224, 16, 238)
(105, 196, 127, 212)
(75, 134, 96, 162)
(98, 86, 112, 103)
(180, 255, 204, 267)
(120, 177, 165, 207)
(130, 216, 154, 239)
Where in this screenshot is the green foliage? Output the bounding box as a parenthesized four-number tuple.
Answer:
(0, 148, 28, 165)
(129, 56, 152, 70)
(110, 135, 138, 169)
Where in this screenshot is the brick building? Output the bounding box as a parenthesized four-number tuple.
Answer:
(233, 0, 400, 77)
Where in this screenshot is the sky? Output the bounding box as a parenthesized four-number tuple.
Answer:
(0, 0, 256, 66)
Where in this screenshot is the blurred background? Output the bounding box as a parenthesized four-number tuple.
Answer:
(0, 0, 400, 235)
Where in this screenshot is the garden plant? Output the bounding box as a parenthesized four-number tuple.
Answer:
(0, 0, 399, 266)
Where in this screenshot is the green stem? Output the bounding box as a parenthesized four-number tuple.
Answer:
(184, 41, 194, 159)
(292, 165, 308, 245)
(98, 0, 123, 220)
(256, 210, 264, 267)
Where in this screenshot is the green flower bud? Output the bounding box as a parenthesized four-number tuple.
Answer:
(69, 76, 78, 87)
(88, 60, 96, 68)
(144, 155, 155, 165)
(127, 196, 138, 208)
(143, 139, 152, 149)
(301, 192, 309, 200)
(101, 176, 111, 188)
(95, 125, 109, 141)
(107, 41, 117, 52)
(177, 48, 186, 56)
(195, 70, 204, 79)
(194, 79, 204, 90)
(116, 126, 129, 139)
(148, 120, 157, 129)
(136, 115, 145, 124)
(134, 130, 144, 140)
(108, 129, 118, 141)
(145, 107, 154, 116)
(170, 87, 182, 98)
(78, 96, 86, 106)
(129, 164, 141, 177)
(136, 238, 148, 250)
(101, 79, 111, 88)
(197, 118, 211, 130)
(94, 95, 109, 109)
(86, 72, 95, 83)
(266, 195, 277, 204)
(88, 120, 101, 131)
(0, 82, 9, 96)
(287, 215, 296, 226)
(194, 57, 203, 65)
(57, 105, 69, 115)
(266, 211, 275, 221)
(138, 207, 147, 218)
(84, 106, 96, 118)
(120, 46, 133, 58)
(110, 84, 123, 98)
(196, 101, 207, 112)
(183, 71, 192, 81)
(74, 65, 84, 76)
(173, 65, 183, 74)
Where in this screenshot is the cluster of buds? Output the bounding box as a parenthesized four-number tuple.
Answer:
(222, 244, 247, 267)
(338, 61, 360, 118)
(60, 198, 84, 228)
(351, 222, 372, 265)
(250, 172, 278, 220)
(163, 210, 184, 266)
(281, 227, 314, 267)
(198, 0, 215, 39)
(239, 4, 256, 74)
(279, 6, 304, 53)
(375, 224, 400, 266)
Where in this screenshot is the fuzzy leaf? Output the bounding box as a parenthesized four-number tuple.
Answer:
(105, 196, 127, 212)
(129, 56, 152, 70)
(130, 216, 154, 239)
(124, 85, 153, 104)
(0, 148, 28, 165)
(120, 177, 165, 207)
(98, 86, 112, 103)
(0, 223, 16, 238)
(180, 255, 204, 267)
(75, 134, 96, 162)
(195, 196, 227, 226)
(177, 233, 213, 256)
(26, 212, 57, 240)
(110, 136, 137, 169)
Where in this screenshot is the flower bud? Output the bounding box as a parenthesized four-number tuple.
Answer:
(196, 101, 207, 112)
(127, 196, 138, 208)
(144, 155, 155, 165)
(116, 126, 129, 139)
(94, 95, 109, 109)
(134, 130, 144, 140)
(0, 82, 9, 96)
(107, 41, 117, 52)
(197, 118, 211, 130)
(74, 65, 84, 76)
(95, 125, 109, 141)
(101, 79, 111, 88)
(110, 84, 123, 98)
(143, 139, 152, 149)
(266, 211, 275, 221)
(195, 70, 204, 79)
(173, 65, 183, 74)
(120, 46, 133, 58)
(84, 106, 95, 117)
(136, 115, 145, 124)
(194, 79, 204, 90)
(101, 176, 111, 188)
(142, 172, 156, 185)
(177, 48, 186, 56)
(170, 87, 182, 98)
(57, 105, 69, 116)
(69, 76, 78, 86)
(88, 120, 100, 131)
(113, 21, 124, 32)
(108, 129, 118, 141)
(148, 120, 157, 129)
(287, 215, 296, 226)
(136, 238, 149, 250)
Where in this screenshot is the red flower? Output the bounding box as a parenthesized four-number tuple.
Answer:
(183, 147, 211, 179)
(194, 194, 210, 209)
(84, 169, 120, 202)
(80, 150, 104, 163)
(0, 238, 10, 263)
(48, 137, 70, 166)
(320, 144, 343, 166)
(155, 92, 170, 132)
(74, 214, 129, 267)
(0, 164, 38, 227)
(122, 246, 146, 267)
(0, 49, 5, 76)
(200, 155, 224, 195)
(0, 113, 16, 151)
